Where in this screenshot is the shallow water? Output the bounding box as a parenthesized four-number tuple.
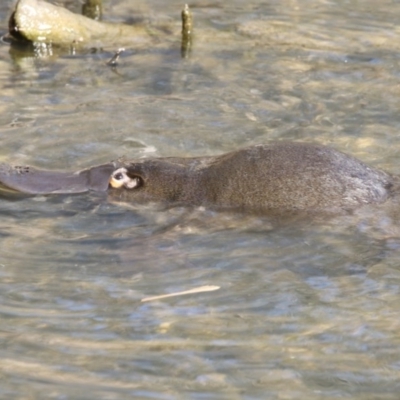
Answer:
(1, 0, 400, 398)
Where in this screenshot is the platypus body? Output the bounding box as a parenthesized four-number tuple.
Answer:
(0, 142, 395, 214)
(109, 142, 394, 213)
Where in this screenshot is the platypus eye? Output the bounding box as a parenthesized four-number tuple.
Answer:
(114, 172, 124, 181)
(109, 167, 142, 189)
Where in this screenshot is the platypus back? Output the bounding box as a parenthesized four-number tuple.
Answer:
(109, 142, 394, 213)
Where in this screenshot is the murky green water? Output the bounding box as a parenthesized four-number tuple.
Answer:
(1, 0, 400, 398)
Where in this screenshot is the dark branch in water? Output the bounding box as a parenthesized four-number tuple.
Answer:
(181, 4, 193, 59)
(107, 48, 125, 66)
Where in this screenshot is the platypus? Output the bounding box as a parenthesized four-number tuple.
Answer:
(108, 142, 395, 213)
(0, 142, 395, 214)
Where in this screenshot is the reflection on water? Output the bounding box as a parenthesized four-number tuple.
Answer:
(1, 0, 400, 398)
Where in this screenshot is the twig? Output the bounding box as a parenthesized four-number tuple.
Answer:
(141, 285, 220, 302)
(107, 48, 125, 66)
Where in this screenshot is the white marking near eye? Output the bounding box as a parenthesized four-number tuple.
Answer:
(126, 177, 140, 189)
(110, 167, 139, 189)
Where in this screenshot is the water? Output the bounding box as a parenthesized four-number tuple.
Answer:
(1, 0, 400, 398)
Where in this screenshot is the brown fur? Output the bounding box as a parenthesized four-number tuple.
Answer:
(109, 142, 394, 213)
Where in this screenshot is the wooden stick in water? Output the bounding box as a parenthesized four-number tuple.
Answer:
(141, 285, 220, 302)
(181, 4, 193, 58)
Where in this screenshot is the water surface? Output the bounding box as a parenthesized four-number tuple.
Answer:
(1, 0, 400, 398)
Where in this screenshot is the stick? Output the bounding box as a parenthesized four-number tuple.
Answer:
(181, 4, 193, 58)
(141, 285, 220, 302)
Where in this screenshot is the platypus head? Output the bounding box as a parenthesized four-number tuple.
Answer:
(107, 159, 196, 204)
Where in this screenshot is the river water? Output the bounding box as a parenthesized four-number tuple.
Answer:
(1, 0, 400, 398)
